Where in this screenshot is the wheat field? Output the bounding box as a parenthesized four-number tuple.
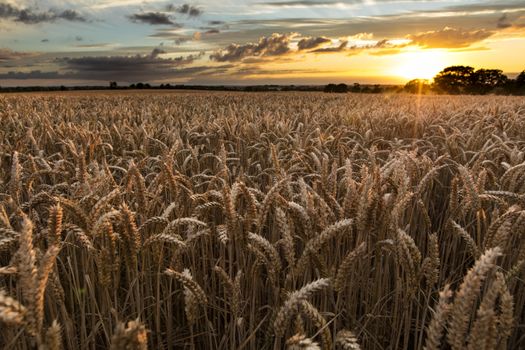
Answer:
(1, 91, 524, 349)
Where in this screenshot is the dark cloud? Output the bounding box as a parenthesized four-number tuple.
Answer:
(496, 13, 512, 29)
(495, 13, 525, 29)
(0, 3, 86, 24)
(174, 37, 190, 45)
(210, 33, 293, 62)
(0, 64, 232, 82)
(56, 9, 86, 22)
(41, 39, 49, 42)
(407, 27, 493, 48)
(208, 20, 225, 25)
(150, 47, 167, 58)
(128, 12, 174, 25)
(304, 37, 404, 54)
(0, 70, 64, 79)
(497, 14, 512, 29)
(43, 50, 206, 81)
(75, 36, 83, 42)
(166, 4, 202, 17)
(297, 36, 331, 50)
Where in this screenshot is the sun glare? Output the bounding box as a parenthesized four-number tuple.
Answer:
(392, 50, 449, 81)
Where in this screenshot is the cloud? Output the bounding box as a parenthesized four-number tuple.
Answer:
(0, 70, 64, 79)
(46, 49, 205, 81)
(74, 43, 113, 48)
(0, 62, 234, 82)
(210, 33, 294, 62)
(166, 4, 202, 17)
(441, 2, 525, 13)
(260, 1, 349, 7)
(234, 66, 336, 76)
(407, 27, 493, 48)
(192, 29, 220, 40)
(128, 12, 174, 25)
(0, 48, 34, 62)
(306, 37, 406, 54)
(149, 47, 166, 58)
(208, 32, 409, 61)
(495, 13, 525, 29)
(310, 40, 348, 53)
(497, 14, 512, 29)
(0, 3, 86, 24)
(56, 10, 86, 22)
(297, 36, 331, 50)
(41, 39, 49, 43)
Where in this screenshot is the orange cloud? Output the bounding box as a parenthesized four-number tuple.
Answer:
(407, 27, 493, 48)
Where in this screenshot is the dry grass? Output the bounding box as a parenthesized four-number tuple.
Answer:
(0, 91, 524, 349)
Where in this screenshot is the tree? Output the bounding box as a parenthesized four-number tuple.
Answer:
(351, 83, 361, 93)
(324, 83, 348, 93)
(109, 81, 118, 89)
(515, 71, 525, 94)
(432, 66, 475, 94)
(371, 84, 382, 94)
(469, 69, 507, 94)
(404, 79, 431, 94)
(517, 71, 525, 86)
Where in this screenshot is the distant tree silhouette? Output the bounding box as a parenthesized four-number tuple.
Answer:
(468, 69, 507, 94)
(517, 71, 525, 86)
(514, 71, 525, 94)
(351, 83, 361, 93)
(404, 79, 431, 94)
(324, 83, 348, 93)
(431, 66, 509, 95)
(433, 66, 475, 94)
(109, 81, 118, 89)
(371, 84, 382, 93)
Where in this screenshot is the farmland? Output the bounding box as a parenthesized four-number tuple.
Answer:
(1, 91, 524, 349)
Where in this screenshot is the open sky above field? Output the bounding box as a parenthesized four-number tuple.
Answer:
(1, 0, 524, 86)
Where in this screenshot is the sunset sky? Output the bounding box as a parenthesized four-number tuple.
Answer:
(1, 0, 524, 86)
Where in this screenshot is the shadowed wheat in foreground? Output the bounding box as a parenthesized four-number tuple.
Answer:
(0, 92, 524, 349)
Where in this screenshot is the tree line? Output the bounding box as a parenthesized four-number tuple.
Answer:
(323, 66, 525, 95)
(404, 66, 525, 95)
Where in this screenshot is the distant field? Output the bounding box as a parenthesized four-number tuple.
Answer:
(0, 89, 229, 96)
(1, 92, 524, 349)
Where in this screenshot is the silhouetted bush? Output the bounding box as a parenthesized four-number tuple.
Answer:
(324, 83, 348, 93)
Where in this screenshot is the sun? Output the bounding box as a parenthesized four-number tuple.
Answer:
(392, 50, 449, 81)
